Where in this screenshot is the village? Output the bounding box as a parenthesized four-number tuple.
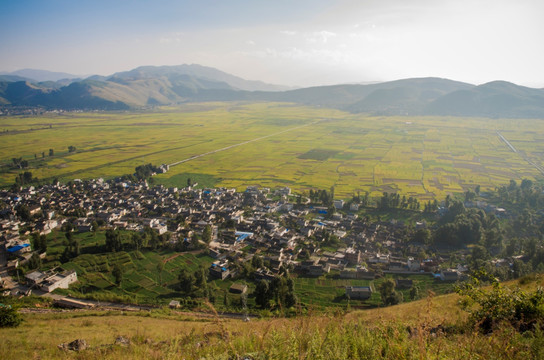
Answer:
(0, 177, 481, 305)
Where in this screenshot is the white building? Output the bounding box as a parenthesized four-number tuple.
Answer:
(334, 199, 344, 209)
(40, 270, 78, 292)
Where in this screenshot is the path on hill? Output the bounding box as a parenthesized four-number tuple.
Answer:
(497, 131, 544, 176)
(167, 119, 324, 168)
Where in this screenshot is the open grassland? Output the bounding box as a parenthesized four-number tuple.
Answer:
(1, 102, 543, 199)
(2, 276, 544, 359)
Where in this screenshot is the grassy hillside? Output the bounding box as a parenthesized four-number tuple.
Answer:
(2, 276, 543, 359)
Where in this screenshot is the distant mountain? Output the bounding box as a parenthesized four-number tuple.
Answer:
(1, 65, 543, 118)
(108, 64, 289, 92)
(424, 81, 544, 118)
(0, 74, 32, 82)
(0, 69, 81, 82)
(256, 77, 473, 114)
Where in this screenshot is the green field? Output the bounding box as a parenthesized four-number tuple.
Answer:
(1, 102, 543, 200)
(42, 230, 214, 304)
(292, 273, 453, 310)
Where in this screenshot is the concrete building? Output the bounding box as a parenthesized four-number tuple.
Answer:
(346, 286, 372, 300)
(40, 270, 78, 292)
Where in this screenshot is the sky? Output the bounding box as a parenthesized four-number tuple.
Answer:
(1, 0, 543, 87)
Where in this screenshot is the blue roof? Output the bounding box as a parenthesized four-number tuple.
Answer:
(318, 210, 328, 214)
(221, 267, 227, 271)
(237, 234, 249, 241)
(7, 243, 30, 253)
(235, 231, 253, 242)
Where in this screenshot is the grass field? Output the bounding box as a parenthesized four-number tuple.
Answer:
(1, 102, 543, 200)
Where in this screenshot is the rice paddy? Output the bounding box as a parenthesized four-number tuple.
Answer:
(1, 102, 543, 200)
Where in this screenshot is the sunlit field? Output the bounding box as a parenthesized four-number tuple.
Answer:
(1, 102, 542, 200)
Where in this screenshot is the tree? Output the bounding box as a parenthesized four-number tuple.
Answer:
(254, 279, 272, 308)
(91, 221, 99, 234)
(465, 190, 476, 202)
(157, 261, 164, 286)
(251, 255, 264, 269)
(410, 284, 420, 300)
(28, 253, 42, 270)
(379, 278, 403, 306)
(68, 145, 76, 153)
(0, 306, 22, 328)
(412, 228, 431, 245)
(202, 225, 212, 244)
(131, 232, 144, 251)
(112, 264, 123, 285)
(31, 233, 47, 253)
(284, 278, 297, 308)
(178, 268, 195, 294)
(105, 229, 123, 252)
(16, 205, 31, 221)
(223, 291, 230, 307)
(194, 266, 207, 288)
(49, 149, 54, 157)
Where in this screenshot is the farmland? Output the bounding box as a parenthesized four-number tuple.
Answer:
(39, 229, 454, 310)
(1, 102, 543, 200)
(41, 230, 215, 304)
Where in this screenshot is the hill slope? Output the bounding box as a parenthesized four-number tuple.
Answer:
(2, 276, 543, 360)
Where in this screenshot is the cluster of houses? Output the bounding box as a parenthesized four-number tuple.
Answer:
(0, 177, 479, 300)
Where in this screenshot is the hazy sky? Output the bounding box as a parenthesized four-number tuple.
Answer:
(1, 0, 543, 87)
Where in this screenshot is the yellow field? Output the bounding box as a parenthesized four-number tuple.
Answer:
(1, 102, 543, 200)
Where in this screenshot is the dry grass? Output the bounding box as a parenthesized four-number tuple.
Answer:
(3, 278, 544, 359)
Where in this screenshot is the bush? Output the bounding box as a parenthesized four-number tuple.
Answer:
(0, 305, 22, 327)
(457, 271, 544, 333)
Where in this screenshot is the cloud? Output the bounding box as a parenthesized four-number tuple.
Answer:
(159, 32, 184, 44)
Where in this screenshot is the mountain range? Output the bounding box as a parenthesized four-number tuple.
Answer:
(1, 64, 543, 118)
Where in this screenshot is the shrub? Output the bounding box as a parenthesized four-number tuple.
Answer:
(457, 271, 544, 333)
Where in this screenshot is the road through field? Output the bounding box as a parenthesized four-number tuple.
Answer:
(497, 131, 544, 176)
(167, 119, 324, 168)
